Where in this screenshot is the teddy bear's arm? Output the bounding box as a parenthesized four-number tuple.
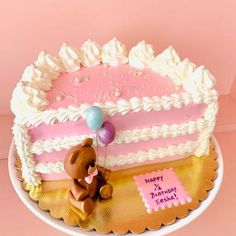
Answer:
(97, 165, 111, 182)
(71, 179, 89, 201)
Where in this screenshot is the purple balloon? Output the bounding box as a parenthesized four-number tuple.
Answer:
(97, 121, 116, 146)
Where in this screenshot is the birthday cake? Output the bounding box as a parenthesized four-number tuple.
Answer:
(11, 38, 218, 188)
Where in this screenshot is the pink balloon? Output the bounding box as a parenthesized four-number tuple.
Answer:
(97, 121, 116, 146)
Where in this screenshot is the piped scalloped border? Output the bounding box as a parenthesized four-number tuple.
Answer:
(30, 118, 209, 155)
(34, 140, 198, 173)
(14, 89, 218, 127)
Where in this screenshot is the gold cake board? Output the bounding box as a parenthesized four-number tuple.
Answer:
(16, 142, 218, 234)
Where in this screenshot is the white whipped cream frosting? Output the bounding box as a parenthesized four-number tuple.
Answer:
(101, 37, 128, 66)
(129, 41, 155, 69)
(59, 43, 81, 72)
(183, 66, 215, 93)
(11, 82, 48, 114)
(80, 39, 101, 67)
(35, 51, 62, 79)
(11, 39, 217, 118)
(151, 46, 180, 78)
(171, 59, 196, 86)
(21, 64, 52, 91)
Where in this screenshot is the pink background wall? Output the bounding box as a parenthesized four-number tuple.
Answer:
(0, 0, 236, 115)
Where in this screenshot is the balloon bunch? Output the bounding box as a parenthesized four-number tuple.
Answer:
(85, 106, 116, 169)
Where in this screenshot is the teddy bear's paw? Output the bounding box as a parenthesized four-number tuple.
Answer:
(69, 191, 95, 215)
(81, 197, 95, 214)
(99, 183, 113, 199)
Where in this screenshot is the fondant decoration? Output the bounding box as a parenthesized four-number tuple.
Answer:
(134, 168, 191, 213)
(97, 121, 116, 146)
(85, 106, 104, 130)
(64, 138, 113, 214)
(85, 166, 98, 184)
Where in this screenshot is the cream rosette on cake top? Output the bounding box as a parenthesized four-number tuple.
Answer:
(80, 39, 102, 67)
(59, 43, 81, 72)
(129, 41, 155, 69)
(11, 81, 48, 114)
(171, 59, 197, 86)
(151, 46, 181, 84)
(183, 66, 216, 94)
(35, 51, 62, 79)
(21, 64, 52, 91)
(101, 37, 128, 66)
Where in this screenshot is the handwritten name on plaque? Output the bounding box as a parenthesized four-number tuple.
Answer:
(134, 168, 191, 213)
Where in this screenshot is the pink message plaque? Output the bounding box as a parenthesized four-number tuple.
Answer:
(134, 168, 192, 213)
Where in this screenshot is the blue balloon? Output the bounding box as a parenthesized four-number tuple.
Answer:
(85, 106, 104, 130)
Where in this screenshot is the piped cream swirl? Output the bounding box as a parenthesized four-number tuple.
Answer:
(101, 37, 128, 66)
(128, 41, 155, 69)
(151, 46, 180, 78)
(59, 43, 81, 72)
(171, 59, 196, 86)
(80, 39, 101, 67)
(183, 66, 216, 93)
(21, 64, 52, 91)
(11, 81, 48, 114)
(35, 51, 62, 79)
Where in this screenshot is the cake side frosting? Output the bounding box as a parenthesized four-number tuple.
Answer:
(11, 38, 218, 186)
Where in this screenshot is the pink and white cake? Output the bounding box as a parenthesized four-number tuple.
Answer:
(11, 38, 218, 186)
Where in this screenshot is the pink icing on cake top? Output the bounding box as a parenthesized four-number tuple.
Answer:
(134, 168, 192, 213)
(46, 64, 183, 109)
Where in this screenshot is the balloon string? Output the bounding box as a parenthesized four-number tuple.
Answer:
(95, 131, 99, 165)
(102, 146, 107, 178)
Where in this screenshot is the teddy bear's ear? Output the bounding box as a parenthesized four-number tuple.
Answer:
(81, 138, 93, 147)
(68, 150, 79, 164)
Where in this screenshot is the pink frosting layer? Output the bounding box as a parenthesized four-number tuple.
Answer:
(35, 133, 198, 164)
(46, 64, 184, 109)
(29, 104, 205, 142)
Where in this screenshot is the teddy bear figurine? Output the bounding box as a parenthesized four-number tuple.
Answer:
(64, 138, 113, 215)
